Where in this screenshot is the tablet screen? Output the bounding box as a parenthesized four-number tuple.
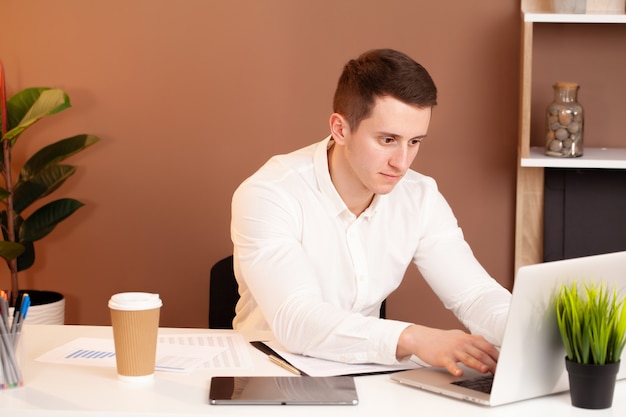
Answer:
(209, 376, 359, 405)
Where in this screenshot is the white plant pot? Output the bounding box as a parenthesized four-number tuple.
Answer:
(9, 290, 65, 325)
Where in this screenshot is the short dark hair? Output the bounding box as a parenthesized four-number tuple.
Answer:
(332, 49, 437, 131)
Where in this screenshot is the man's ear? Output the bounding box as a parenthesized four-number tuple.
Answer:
(329, 113, 349, 144)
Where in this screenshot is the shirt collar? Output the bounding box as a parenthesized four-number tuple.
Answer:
(314, 135, 385, 220)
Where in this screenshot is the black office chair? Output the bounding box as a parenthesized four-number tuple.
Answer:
(379, 299, 386, 320)
(208, 254, 387, 328)
(209, 255, 240, 329)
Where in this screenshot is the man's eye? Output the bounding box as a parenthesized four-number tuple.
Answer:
(382, 137, 394, 144)
(410, 139, 422, 145)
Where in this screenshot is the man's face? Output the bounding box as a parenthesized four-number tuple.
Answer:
(340, 96, 432, 195)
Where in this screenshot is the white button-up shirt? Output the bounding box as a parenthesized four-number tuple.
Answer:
(231, 136, 511, 365)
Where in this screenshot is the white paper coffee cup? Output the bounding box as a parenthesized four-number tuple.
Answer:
(108, 292, 162, 382)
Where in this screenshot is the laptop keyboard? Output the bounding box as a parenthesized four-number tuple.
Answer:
(451, 375, 494, 394)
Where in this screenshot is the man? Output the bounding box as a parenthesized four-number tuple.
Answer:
(231, 48, 511, 377)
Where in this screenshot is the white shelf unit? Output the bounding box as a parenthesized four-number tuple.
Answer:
(514, 0, 626, 271)
(522, 147, 626, 168)
(525, 12, 626, 24)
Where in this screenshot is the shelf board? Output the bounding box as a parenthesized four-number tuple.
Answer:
(521, 147, 626, 168)
(524, 12, 626, 23)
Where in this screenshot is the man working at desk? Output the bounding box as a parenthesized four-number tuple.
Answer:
(230, 48, 511, 377)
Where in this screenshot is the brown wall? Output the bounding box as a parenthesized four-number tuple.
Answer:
(530, 23, 626, 149)
(0, 0, 520, 329)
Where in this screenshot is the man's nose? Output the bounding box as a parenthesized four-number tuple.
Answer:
(389, 146, 413, 170)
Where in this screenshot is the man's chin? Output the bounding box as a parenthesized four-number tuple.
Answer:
(372, 185, 396, 195)
(370, 176, 402, 195)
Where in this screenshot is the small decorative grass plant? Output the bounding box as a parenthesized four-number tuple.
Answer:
(556, 281, 626, 365)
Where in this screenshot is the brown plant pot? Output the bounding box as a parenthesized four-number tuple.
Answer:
(565, 358, 620, 409)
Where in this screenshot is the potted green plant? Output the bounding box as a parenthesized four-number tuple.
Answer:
(0, 60, 100, 320)
(555, 280, 626, 409)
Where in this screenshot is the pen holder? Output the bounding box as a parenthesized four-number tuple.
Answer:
(1, 329, 24, 389)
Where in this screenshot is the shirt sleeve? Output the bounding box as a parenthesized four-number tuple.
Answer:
(412, 189, 511, 346)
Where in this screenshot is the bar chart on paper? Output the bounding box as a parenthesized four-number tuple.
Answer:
(36, 333, 254, 372)
(65, 348, 116, 360)
(37, 338, 118, 367)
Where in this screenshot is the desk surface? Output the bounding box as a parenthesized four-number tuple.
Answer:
(1, 325, 624, 416)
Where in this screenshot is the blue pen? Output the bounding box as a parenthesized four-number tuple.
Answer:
(21, 294, 30, 318)
(13, 294, 30, 346)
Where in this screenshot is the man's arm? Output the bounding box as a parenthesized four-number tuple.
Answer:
(396, 324, 499, 376)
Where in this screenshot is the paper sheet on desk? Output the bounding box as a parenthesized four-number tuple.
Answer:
(158, 333, 253, 369)
(266, 341, 423, 377)
(36, 333, 253, 373)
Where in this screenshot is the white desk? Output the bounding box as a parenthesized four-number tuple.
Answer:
(1, 325, 624, 416)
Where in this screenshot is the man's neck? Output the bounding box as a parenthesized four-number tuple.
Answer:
(327, 143, 374, 216)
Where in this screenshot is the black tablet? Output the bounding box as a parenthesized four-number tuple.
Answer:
(209, 376, 359, 405)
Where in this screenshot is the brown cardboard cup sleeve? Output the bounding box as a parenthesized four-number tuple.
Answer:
(108, 292, 162, 382)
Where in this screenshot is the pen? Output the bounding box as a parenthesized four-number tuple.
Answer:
(0, 314, 21, 387)
(268, 354, 301, 376)
(10, 292, 22, 334)
(0, 292, 8, 325)
(12, 293, 30, 347)
(0, 291, 26, 388)
(0, 293, 8, 388)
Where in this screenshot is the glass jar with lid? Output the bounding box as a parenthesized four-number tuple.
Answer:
(545, 82, 584, 158)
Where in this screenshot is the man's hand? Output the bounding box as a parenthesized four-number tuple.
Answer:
(396, 324, 499, 376)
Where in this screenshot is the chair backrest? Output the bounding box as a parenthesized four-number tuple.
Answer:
(208, 255, 240, 329)
(208, 254, 386, 328)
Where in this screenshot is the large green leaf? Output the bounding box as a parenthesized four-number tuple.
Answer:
(0, 211, 24, 249)
(20, 134, 99, 180)
(13, 165, 77, 213)
(2, 88, 71, 144)
(19, 198, 84, 242)
(0, 241, 25, 262)
(16, 240, 35, 272)
(0, 186, 10, 200)
(10, 181, 47, 214)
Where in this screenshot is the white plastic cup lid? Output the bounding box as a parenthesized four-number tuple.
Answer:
(108, 292, 162, 311)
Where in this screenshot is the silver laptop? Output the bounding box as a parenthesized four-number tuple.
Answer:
(391, 250, 626, 406)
